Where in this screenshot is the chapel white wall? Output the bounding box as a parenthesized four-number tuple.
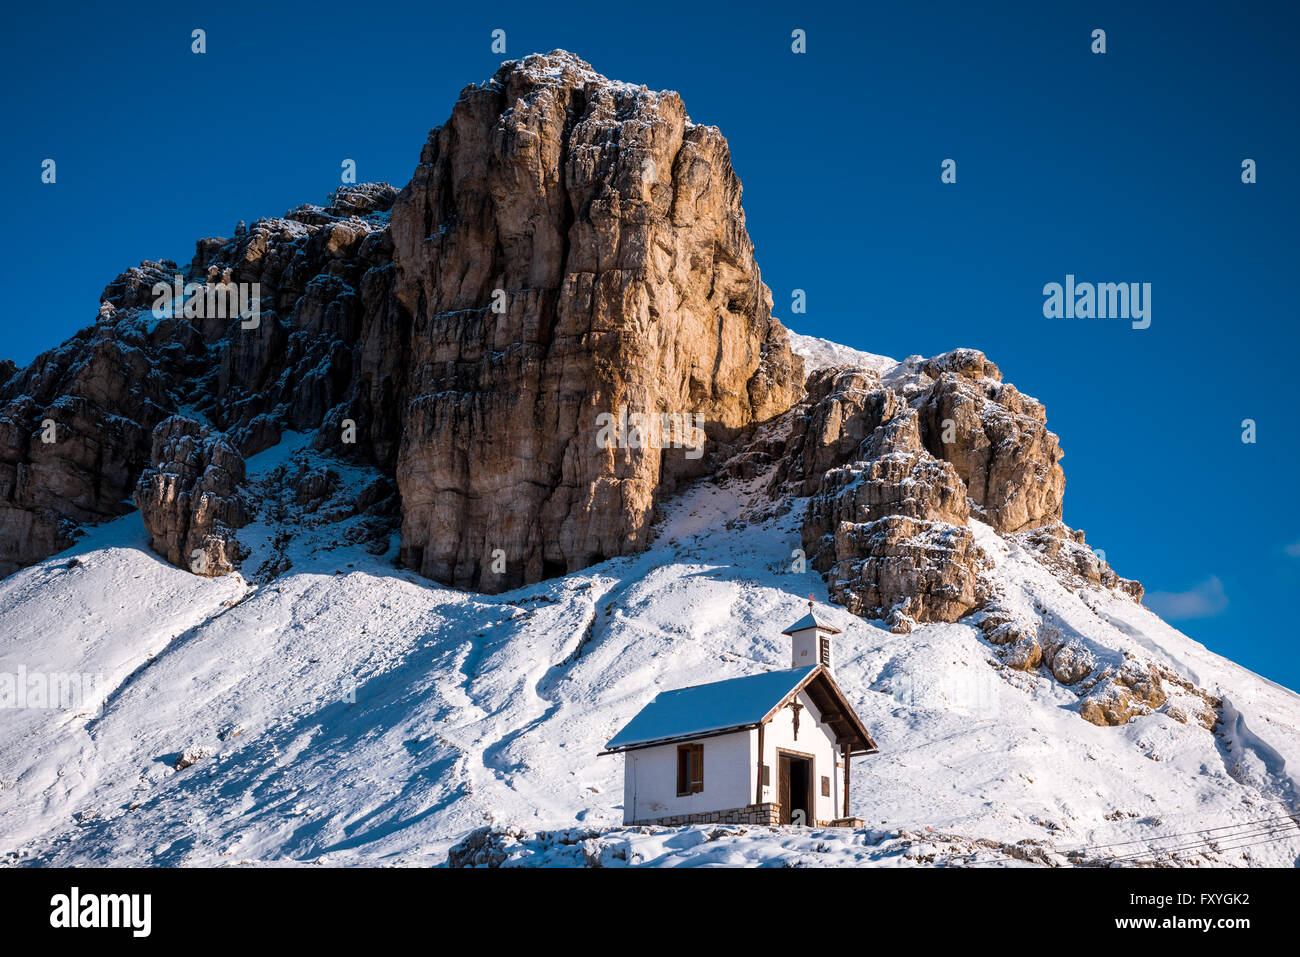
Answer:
(622, 728, 756, 823)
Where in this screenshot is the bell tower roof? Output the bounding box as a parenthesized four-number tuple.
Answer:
(781, 596, 842, 636)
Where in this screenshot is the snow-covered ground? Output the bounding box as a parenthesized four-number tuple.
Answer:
(1, 450, 1298, 867)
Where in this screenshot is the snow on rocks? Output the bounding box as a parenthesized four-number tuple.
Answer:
(786, 331, 898, 377)
(447, 822, 1095, 868)
(174, 745, 215, 771)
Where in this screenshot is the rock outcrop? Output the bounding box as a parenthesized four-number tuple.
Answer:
(1078, 660, 1168, 727)
(914, 349, 1064, 533)
(0, 336, 161, 576)
(0, 183, 402, 578)
(802, 409, 987, 629)
(757, 346, 1081, 629)
(768, 367, 901, 496)
(390, 51, 802, 591)
(1010, 523, 1143, 600)
(134, 417, 249, 576)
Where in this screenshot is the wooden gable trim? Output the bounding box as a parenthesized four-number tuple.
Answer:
(759, 666, 878, 755)
(758, 669, 821, 726)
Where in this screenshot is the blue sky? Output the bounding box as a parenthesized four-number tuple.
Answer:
(2, 1, 1297, 688)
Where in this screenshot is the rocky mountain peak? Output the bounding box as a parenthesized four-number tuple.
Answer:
(2, 54, 1122, 648)
(389, 50, 802, 591)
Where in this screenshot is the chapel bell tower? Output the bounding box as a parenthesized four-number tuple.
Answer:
(782, 595, 842, 673)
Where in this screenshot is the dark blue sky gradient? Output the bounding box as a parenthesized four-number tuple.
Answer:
(3, 1, 1297, 687)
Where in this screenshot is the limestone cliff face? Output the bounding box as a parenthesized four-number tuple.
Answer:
(0, 330, 160, 576)
(390, 52, 802, 591)
(802, 407, 987, 628)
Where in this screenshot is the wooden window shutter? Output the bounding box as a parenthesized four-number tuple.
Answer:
(690, 743, 704, 793)
(819, 637, 831, 666)
(821, 775, 831, 797)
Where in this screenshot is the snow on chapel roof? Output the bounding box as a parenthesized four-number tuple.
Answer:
(603, 667, 817, 752)
(781, 610, 842, 636)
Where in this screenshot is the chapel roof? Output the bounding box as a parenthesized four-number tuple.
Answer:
(603, 665, 876, 755)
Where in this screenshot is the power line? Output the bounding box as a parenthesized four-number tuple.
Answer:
(1180, 832, 1300, 861)
(1104, 826, 1297, 864)
(1053, 803, 1298, 854)
(1073, 814, 1299, 859)
(1115, 831, 1300, 867)
(939, 810, 1300, 867)
(1104, 819, 1300, 865)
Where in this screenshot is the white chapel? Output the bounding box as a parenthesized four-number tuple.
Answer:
(602, 599, 877, 827)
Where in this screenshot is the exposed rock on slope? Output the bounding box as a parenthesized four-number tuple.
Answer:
(0, 334, 160, 576)
(390, 51, 802, 592)
(758, 345, 1083, 631)
(915, 349, 1064, 533)
(974, 573, 1214, 729)
(133, 416, 249, 577)
(803, 408, 987, 629)
(770, 367, 901, 497)
(0, 184, 401, 578)
(1010, 523, 1143, 600)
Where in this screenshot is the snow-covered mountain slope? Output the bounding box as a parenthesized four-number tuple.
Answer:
(2, 443, 1298, 867)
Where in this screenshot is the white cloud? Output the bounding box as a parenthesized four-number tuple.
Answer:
(1144, 576, 1228, 621)
(1285, 541, 1300, 558)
